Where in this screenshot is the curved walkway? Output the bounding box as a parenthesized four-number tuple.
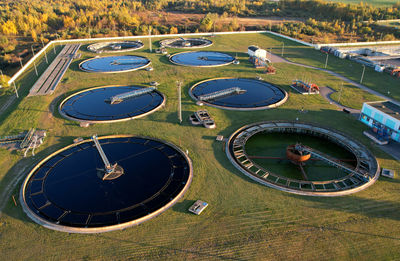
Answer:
(269, 52, 400, 106)
(318, 86, 360, 115)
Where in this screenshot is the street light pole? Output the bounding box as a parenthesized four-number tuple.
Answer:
(19, 56, 23, 68)
(40, 39, 48, 64)
(13, 82, 19, 98)
(324, 53, 329, 69)
(338, 82, 344, 104)
(31, 45, 38, 76)
(360, 65, 366, 84)
(148, 27, 152, 53)
(177, 81, 182, 124)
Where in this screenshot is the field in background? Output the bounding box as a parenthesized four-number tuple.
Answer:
(0, 33, 399, 260)
(325, 0, 399, 6)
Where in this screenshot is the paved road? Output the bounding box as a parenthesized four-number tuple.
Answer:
(318, 86, 360, 116)
(268, 52, 400, 106)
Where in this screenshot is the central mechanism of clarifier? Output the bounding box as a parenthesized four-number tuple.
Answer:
(286, 144, 311, 164)
(92, 135, 124, 180)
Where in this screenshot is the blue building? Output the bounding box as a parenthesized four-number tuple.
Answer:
(360, 101, 400, 143)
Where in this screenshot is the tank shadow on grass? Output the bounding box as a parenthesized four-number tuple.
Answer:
(289, 193, 400, 224)
(171, 199, 197, 214)
(146, 110, 194, 126)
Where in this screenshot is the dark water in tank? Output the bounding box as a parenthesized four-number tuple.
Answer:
(24, 137, 190, 227)
(60, 86, 164, 121)
(191, 78, 286, 108)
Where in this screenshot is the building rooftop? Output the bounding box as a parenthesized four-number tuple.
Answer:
(248, 45, 259, 52)
(367, 101, 400, 121)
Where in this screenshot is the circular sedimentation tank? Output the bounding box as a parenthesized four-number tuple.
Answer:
(87, 41, 144, 53)
(20, 136, 192, 233)
(169, 51, 235, 67)
(59, 85, 165, 123)
(226, 121, 380, 196)
(79, 55, 151, 73)
(160, 38, 213, 49)
(189, 78, 288, 110)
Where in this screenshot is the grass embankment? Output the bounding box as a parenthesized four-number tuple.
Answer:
(0, 33, 399, 260)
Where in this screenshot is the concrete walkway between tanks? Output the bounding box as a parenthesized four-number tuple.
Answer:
(268, 52, 400, 107)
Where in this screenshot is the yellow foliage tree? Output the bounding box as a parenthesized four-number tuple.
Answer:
(1, 20, 18, 35)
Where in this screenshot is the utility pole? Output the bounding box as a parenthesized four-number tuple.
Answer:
(177, 81, 182, 124)
(31, 45, 38, 76)
(281, 42, 284, 57)
(43, 48, 48, 64)
(360, 65, 366, 84)
(338, 82, 344, 104)
(148, 27, 152, 53)
(13, 82, 19, 98)
(19, 56, 23, 68)
(54, 34, 61, 54)
(0, 69, 4, 87)
(53, 41, 57, 54)
(324, 53, 329, 69)
(31, 45, 36, 56)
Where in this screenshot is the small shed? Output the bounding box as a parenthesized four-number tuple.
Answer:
(248, 45, 267, 60)
(188, 200, 208, 215)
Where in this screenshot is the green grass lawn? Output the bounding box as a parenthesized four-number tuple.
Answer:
(0, 33, 400, 260)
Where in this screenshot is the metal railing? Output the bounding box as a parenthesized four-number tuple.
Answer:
(109, 87, 155, 104)
(198, 87, 246, 101)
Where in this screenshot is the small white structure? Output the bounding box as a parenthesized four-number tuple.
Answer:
(188, 200, 208, 215)
(381, 168, 395, 179)
(248, 45, 267, 60)
(374, 64, 385, 72)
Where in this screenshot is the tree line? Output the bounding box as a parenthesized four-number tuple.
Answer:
(1, 0, 400, 73)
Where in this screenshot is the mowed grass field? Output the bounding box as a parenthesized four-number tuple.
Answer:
(0, 32, 400, 260)
(324, 0, 400, 6)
